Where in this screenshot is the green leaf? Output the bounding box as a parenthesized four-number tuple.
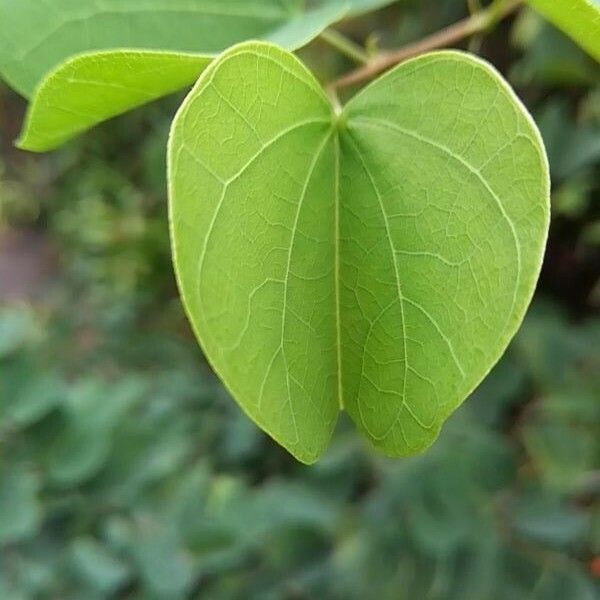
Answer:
(0, 0, 348, 97)
(69, 537, 131, 594)
(47, 378, 144, 485)
(0, 466, 42, 545)
(168, 42, 550, 463)
(0, 307, 36, 358)
(17, 51, 213, 152)
(526, 0, 600, 62)
(2, 0, 348, 151)
(346, 0, 398, 16)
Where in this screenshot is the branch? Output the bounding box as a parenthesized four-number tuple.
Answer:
(331, 0, 523, 90)
(320, 29, 370, 65)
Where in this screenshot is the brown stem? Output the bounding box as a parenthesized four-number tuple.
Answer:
(331, 0, 523, 90)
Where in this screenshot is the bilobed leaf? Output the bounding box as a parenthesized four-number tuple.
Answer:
(169, 42, 549, 463)
(1, 0, 348, 151)
(526, 0, 600, 62)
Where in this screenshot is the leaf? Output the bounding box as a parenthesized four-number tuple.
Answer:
(0, 466, 42, 545)
(0, 367, 64, 429)
(512, 494, 589, 548)
(2, 0, 348, 151)
(525, 0, 600, 62)
(0, 307, 36, 358)
(346, 0, 398, 16)
(17, 51, 213, 152)
(47, 378, 144, 485)
(0, 0, 348, 97)
(168, 42, 550, 463)
(69, 537, 131, 594)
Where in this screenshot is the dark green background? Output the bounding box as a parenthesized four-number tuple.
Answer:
(0, 1, 598, 598)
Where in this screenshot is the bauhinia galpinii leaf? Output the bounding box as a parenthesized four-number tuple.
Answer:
(0, 0, 348, 151)
(525, 0, 600, 62)
(168, 42, 550, 463)
(346, 0, 399, 16)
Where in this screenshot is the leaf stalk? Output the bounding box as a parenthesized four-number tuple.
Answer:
(331, 0, 523, 90)
(320, 28, 370, 65)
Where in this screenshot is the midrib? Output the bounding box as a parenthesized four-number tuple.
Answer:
(333, 130, 344, 411)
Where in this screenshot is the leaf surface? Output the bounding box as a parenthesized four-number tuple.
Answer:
(17, 51, 212, 152)
(526, 0, 600, 61)
(169, 42, 550, 463)
(346, 0, 398, 16)
(1, 0, 348, 150)
(0, 0, 347, 97)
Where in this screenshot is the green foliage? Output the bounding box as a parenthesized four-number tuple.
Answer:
(346, 0, 398, 16)
(0, 6, 598, 595)
(526, 0, 600, 62)
(0, 300, 597, 598)
(17, 51, 213, 152)
(0, 0, 348, 97)
(6, 0, 600, 152)
(3, 0, 598, 459)
(7, 0, 350, 151)
(1, 4, 599, 585)
(169, 42, 549, 461)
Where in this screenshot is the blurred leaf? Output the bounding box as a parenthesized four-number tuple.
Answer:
(69, 537, 131, 595)
(523, 417, 597, 489)
(530, 567, 598, 600)
(346, 0, 397, 16)
(46, 377, 145, 485)
(513, 495, 589, 548)
(131, 519, 196, 598)
(511, 21, 598, 87)
(553, 177, 594, 218)
(526, 0, 600, 62)
(515, 302, 599, 391)
(0, 357, 64, 429)
(0, 307, 36, 358)
(0, 466, 41, 545)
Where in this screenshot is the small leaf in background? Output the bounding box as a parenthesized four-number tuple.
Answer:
(526, 0, 600, 62)
(130, 518, 196, 598)
(68, 537, 131, 596)
(512, 494, 589, 549)
(523, 415, 597, 490)
(0, 306, 36, 358)
(169, 42, 549, 462)
(46, 377, 145, 486)
(346, 0, 398, 17)
(510, 17, 598, 87)
(0, 368, 64, 429)
(0, 466, 41, 545)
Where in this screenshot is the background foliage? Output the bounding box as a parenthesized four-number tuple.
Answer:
(0, 1, 598, 598)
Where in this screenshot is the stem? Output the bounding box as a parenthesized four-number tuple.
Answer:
(331, 0, 522, 90)
(467, 0, 482, 15)
(320, 29, 370, 65)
